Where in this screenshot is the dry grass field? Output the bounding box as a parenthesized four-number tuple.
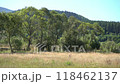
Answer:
(0, 52, 120, 68)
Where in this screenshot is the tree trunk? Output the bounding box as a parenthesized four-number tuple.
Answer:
(8, 35, 13, 53)
(40, 30, 43, 43)
(27, 39, 31, 51)
(55, 35, 58, 45)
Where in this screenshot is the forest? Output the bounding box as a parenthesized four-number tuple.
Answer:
(0, 7, 120, 53)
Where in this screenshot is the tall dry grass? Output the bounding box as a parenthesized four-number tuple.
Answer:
(0, 52, 120, 68)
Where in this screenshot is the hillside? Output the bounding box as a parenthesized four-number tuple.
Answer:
(54, 10, 90, 22)
(0, 7, 13, 13)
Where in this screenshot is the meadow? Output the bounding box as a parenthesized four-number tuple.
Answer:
(0, 52, 120, 68)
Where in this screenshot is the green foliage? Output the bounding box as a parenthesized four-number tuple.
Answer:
(90, 21, 120, 34)
(65, 61, 73, 66)
(0, 12, 22, 53)
(56, 10, 90, 22)
(55, 10, 120, 35)
(12, 39, 22, 50)
(59, 28, 84, 51)
(100, 41, 120, 53)
(0, 7, 120, 53)
(16, 7, 46, 50)
(90, 39, 100, 50)
(99, 33, 120, 43)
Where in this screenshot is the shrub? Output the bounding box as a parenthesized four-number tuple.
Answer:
(100, 41, 120, 53)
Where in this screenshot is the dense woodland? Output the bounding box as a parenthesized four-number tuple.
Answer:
(57, 10, 120, 34)
(0, 7, 120, 53)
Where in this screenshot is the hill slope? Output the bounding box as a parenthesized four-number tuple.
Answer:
(55, 10, 90, 22)
(0, 7, 13, 13)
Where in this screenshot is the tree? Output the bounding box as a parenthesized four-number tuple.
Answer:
(0, 13, 4, 40)
(90, 38, 100, 50)
(68, 16, 81, 29)
(88, 23, 104, 50)
(32, 9, 47, 44)
(92, 22, 104, 36)
(59, 28, 84, 51)
(0, 12, 22, 53)
(12, 39, 22, 50)
(46, 11, 68, 45)
(78, 22, 91, 41)
(100, 41, 119, 53)
(17, 7, 40, 50)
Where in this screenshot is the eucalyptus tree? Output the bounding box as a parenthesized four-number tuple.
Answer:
(0, 12, 22, 53)
(89, 22, 104, 50)
(45, 10, 68, 45)
(0, 13, 3, 40)
(33, 9, 47, 44)
(68, 16, 82, 29)
(17, 7, 42, 50)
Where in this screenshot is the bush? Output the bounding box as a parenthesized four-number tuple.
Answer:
(100, 41, 120, 53)
(12, 39, 22, 50)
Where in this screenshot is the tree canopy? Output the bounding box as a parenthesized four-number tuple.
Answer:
(0, 7, 120, 53)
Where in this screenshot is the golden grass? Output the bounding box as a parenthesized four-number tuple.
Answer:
(0, 52, 120, 68)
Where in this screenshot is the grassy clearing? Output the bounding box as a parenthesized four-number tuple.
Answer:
(0, 52, 120, 68)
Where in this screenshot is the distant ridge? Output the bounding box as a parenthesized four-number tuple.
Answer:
(0, 7, 13, 13)
(0, 7, 89, 22)
(55, 10, 90, 22)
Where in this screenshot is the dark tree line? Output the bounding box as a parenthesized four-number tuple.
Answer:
(90, 21, 120, 34)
